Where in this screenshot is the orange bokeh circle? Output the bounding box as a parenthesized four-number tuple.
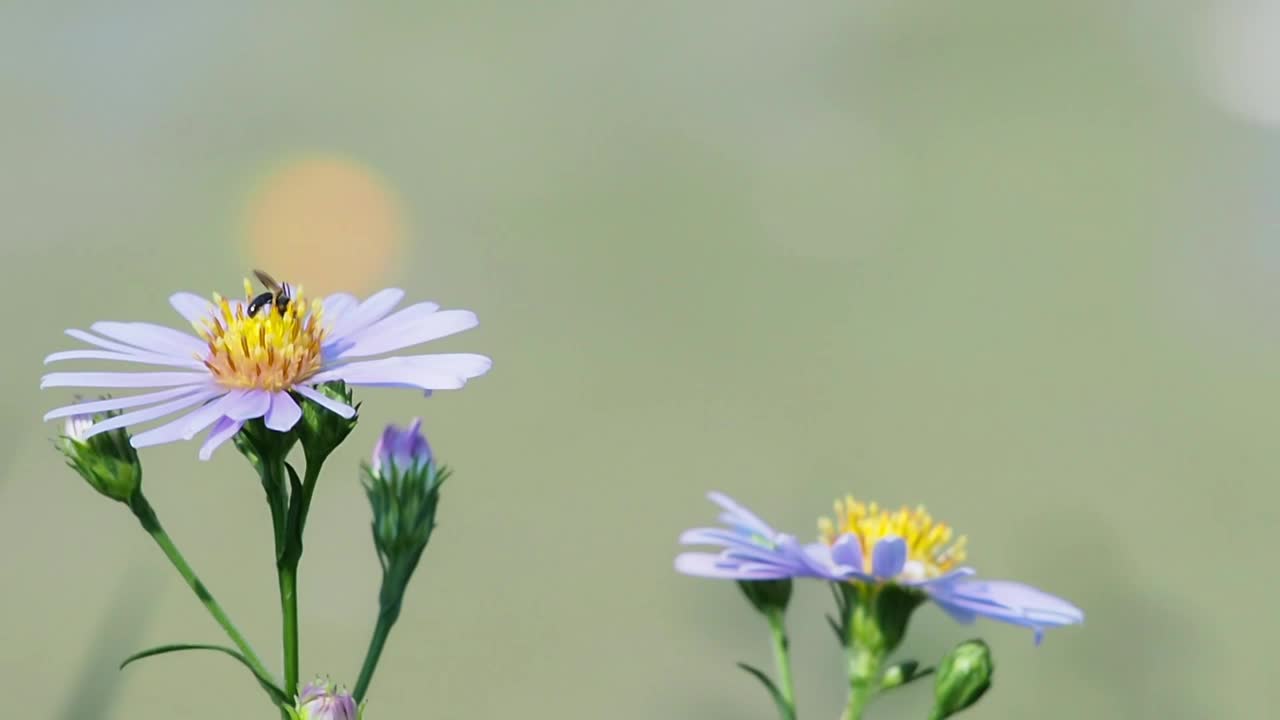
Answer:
(242, 155, 404, 296)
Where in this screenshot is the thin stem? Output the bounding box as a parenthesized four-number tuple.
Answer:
(353, 601, 400, 702)
(128, 494, 275, 686)
(843, 645, 880, 720)
(277, 453, 327, 705)
(764, 608, 796, 720)
(278, 566, 299, 700)
(841, 587, 883, 720)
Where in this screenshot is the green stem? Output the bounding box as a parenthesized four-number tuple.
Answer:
(353, 600, 400, 702)
(278, 566, 299, 700)
(277, 454, 326, 706)
(843, 645, 880, 720)
(764, 608, 796, 720)
(128, 493, 275, 687)
(841, 588, 883, 720)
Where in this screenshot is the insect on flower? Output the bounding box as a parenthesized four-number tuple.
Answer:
(246, 269, 294, 318)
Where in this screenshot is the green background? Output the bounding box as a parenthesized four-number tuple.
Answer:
(1, 1, 1272, 718)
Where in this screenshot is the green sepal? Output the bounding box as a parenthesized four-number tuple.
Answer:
(867, 584, 926, 656)
(297, 381, 359, 464)
(736, 662, 796, 720)
(56, 404, 143, 503)
(232, 417, 298, 476)
(119, 642, 289, 707)
(738, 579, 792, 615)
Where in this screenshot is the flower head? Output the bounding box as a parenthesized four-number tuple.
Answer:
(57, 403, 142, 502)
(290, 677, 362, 720)
(677, 492, 1083, 641)
(42, 280, 491, 460)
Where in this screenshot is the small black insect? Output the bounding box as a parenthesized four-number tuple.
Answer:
(246, 269, 293, 317)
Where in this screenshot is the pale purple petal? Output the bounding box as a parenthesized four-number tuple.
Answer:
(328, 288, 404, 339)
(831, 533, 865, 571)
(320, 293, 360, 324)
(333, 308, 476, 359)
(311, 354, 491, 389)
(90, 321, 206, 356)
(325, 301, 439, 357)
(707, 492, 775, 537)
(293, 384, 357, 418)
(870, 536, 908, 579)
(927, 579, 1083, 643)
(44, 386, 213, 421)
(80, 389, 224, 440)
(175, 390, 254, 439)
(223, 389, 272, 421)
(675, 553, 789, 580)
(264, 392, 302, 431)
(41, 371, 210, 389)
(131, 404, 219, 448)
(169, 292, 216, 325)
(44, 349, 204, 369)
(199, 417, 244, 461)
(66, 328, 148, 355)
(678, 528, 771, 548)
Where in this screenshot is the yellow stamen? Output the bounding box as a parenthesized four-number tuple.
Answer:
(819, 495, 967, 579)
(196, 280, 326, 392)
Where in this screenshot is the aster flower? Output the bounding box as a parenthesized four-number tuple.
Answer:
(677, 492, 1083, 641)
(41, 281, 491, 460)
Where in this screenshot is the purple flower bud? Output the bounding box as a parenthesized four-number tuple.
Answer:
(370, 418, 432, 476)
(292, 677, 362, 720)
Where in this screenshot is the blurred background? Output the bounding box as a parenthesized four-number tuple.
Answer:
(1, 1, 1275, 717)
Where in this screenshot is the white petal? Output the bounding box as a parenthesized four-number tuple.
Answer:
(44, 386, 213, 421)
(328, 288, 404, 339)
(334, 309, 477, 359)
(170, 292, 216, 325)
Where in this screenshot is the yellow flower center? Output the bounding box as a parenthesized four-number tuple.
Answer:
(818, 495, 967, 579)
(195, 280, 327, 391)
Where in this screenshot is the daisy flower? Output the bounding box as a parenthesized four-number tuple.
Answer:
(42, 279, 491, 460)
(677, 492, 1083, 642)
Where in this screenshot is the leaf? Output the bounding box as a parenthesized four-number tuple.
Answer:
(736, 662, 796, 720)
(119, 643, 288, 706)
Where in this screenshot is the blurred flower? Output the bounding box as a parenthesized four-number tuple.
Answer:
(931, 639, 993, 719)
(41, 280, 490, 459)
(677, 492, 1083, 641)
(289, 677, 362, 720)
(364, 418, 446, 566)
(57, 403, 142, 503)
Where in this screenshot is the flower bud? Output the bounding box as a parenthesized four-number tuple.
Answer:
(737, 579, 792, 615)
(57, 408, 142, 503)
(363, 419, 447, 566)
(931, 639, 993, 719)
(298, 381, 359, 462)
(879, 659, 923, 690)
(289, 677, 363, 720)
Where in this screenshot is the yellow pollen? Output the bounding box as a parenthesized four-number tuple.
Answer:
(196, 281, 327, 392)
(817, 495, 967, 579)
